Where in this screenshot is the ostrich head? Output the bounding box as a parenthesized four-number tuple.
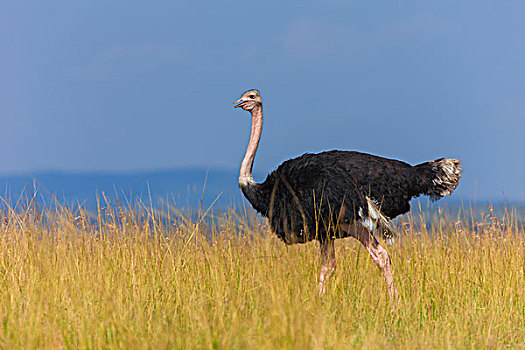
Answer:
(233, 89, 262, 111)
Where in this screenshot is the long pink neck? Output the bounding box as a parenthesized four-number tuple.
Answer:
(239, 105, 263, 186)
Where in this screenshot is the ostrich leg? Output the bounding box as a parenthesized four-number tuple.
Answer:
(317, 238, 336, 297)
(355, 226, 398, 302)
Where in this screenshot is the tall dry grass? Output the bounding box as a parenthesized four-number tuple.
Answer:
(0, 196, 524, 349)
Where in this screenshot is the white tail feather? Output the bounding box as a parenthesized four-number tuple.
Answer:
(431, 158, 462, 197)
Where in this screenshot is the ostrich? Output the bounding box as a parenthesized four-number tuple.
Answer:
(233, 89, 461, 300)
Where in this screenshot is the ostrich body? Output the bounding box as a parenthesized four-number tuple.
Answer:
(234, 89, 461, 300)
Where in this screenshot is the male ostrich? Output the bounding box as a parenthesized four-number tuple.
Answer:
(234, 89, 461, 300)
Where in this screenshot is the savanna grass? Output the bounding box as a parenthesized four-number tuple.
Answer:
(0, 196, 523, 349)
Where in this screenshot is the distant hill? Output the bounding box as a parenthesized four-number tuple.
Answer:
(0, 168, 517, 213)
(0, 168, 244, 210)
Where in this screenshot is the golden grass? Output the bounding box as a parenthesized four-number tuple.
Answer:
(0, 199, 524, 349)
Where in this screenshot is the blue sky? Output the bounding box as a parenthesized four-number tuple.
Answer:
(1, 1, 524, 200)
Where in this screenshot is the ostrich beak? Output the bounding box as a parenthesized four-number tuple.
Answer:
(233, 98, 246, 108)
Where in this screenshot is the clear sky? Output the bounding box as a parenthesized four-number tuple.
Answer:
(1, 1, 524, 200)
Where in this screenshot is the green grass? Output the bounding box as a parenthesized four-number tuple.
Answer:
(0, 199, 524, 349)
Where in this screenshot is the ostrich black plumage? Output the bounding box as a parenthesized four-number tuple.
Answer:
(234, 89, 461, 300)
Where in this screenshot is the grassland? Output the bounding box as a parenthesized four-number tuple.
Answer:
(0, 197, 524, 349)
